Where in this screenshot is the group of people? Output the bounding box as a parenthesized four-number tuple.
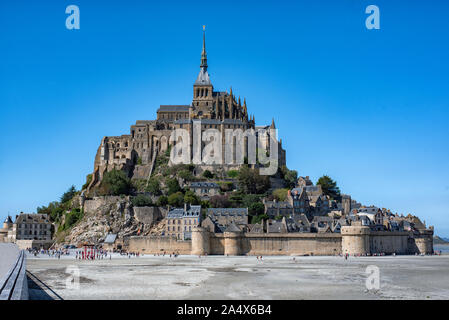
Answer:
(26, 247, 69, 258)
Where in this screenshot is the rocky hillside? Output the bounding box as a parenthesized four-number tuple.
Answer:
(55, 196, 167, 246)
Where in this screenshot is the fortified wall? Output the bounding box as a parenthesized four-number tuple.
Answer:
(127, 226, 433, 256)
(128, 235, 191, 254)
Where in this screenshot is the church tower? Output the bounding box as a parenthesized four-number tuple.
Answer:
(192, 26, 214, 118)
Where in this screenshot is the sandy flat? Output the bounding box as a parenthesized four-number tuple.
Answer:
(0, 243, 19, 279)
(26, 254, 449, 300)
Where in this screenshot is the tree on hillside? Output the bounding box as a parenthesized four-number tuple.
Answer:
(316, 175, 341, 201)
(184, 190, 200, 205)
(202, 170, 214, 179)
(237, 166, 270, 194)
(60, 185, 77, 203)
(168, 192, 184, 207)
(100, 170, 131, 196)
(210, 194, 231, 208)
(146, 177, 161, 195)
(272, 188, 289, 201)
(166, 178, 181, 195)
(280, 166, 297, 188)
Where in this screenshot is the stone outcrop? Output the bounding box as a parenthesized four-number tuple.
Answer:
(59, 196, 166, 246)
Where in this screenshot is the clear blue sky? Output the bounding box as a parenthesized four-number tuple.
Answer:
(1, 1, 448, 236)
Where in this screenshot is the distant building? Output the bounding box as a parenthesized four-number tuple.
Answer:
(204, 208, 248, 232)
(263, 199, 293, 218)
(12, 213, 52, 241)
(0, 216, 13, 242)
(166, 205, 201, 240)
(189, 182, 220, 200)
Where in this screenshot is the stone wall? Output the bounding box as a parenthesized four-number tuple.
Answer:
(128, 236, 191, 254)
(341, 226, 433, 255)
(83, 196, 126, 215)
(15, 240, 53, 250)
(132, 227, 433, 256)
(133, 207, 167, 226)
(192, 229, 342, 256)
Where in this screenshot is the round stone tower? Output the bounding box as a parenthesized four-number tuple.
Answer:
(3, 216, 13, 230)
(191, 227, 210, 255)
(224, 231, 242, 256)
(341, 225, 371, 255)
(413, 229, 434, 254)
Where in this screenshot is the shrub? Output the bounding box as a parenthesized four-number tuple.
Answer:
(156, 195, 168, 206)
(251, 214, 269, 224)
(272, 188, 289, 201)
(179, 169, 193, 181)
(237, 166, 270, 194)
(202, 170, 214, 179)
(131, 194, 153, 207)
(166, 178, 181, 195)
(184, 190, 200, 205)
(100, 170, 131, 196)
(145, 178, 161, 195)
(227, 170, 239, 178)
(168, 192, 184, 207)
(219, 181, 234, 192)
(64, 208, 83, 230)
(82, 174, 93, 190)
(248, 202, 265, 216)
(60, 185, 77, 203)
(209, 194, 231, 208)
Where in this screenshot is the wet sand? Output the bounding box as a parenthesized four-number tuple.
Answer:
(26, 254, 449, 300)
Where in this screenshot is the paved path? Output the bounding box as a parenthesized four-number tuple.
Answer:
(26, 254, 449, 300)
(0, 243, 19, 280)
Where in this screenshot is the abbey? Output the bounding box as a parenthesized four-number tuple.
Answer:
(87, 30, 286, 192)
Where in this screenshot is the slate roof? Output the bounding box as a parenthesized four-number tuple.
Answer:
(104, 233, 117, 244)
(167, 205, 201, 218)
(224, 222, 241, 233)
(157, 105, 190, 112)
(195, 69, 211, 85)
(15, 213, 50, 224)
(190, 182, 219, 188)
(207, 208, 248, 216)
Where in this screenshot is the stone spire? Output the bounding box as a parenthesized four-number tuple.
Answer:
(200, 25, 207, 71)
(195, 26, 211, 85)
(270, 118, 276, 129)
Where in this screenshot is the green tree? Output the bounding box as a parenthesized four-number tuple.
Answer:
(168, 192, 184, 207)
(202, 170, 214, 179)
(156, 195, 168, 206)
(64, 208, 83, 230)
(237, 166, 270, 194)
(227, 170, 239, 178)
(146, 177, 161, 195)
(316, 175, 341, 201)
(82, 174, 93, 190)
(219, 181, 234, 192)
(281, 166, 297, 188)
(209, 195, 231, 208)
(166, 178, 181, 195)
(178, 169, 193, 181)
(60, 185, 77, 203)
(251, 213, 269, 224)
(272, 188, 289, 201)
(131, 194, 153, 207)
(248, 202, 265, 216)
(100, 170, 131, 196)
(184, 190, 200, 205)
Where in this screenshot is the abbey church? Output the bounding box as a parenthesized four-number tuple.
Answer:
(87, 30, 286, 191)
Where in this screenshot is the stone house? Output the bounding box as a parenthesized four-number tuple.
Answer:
(165, 205, 201, 240)
(189, 182, 220, 200)
(11, 213, 52, 241)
